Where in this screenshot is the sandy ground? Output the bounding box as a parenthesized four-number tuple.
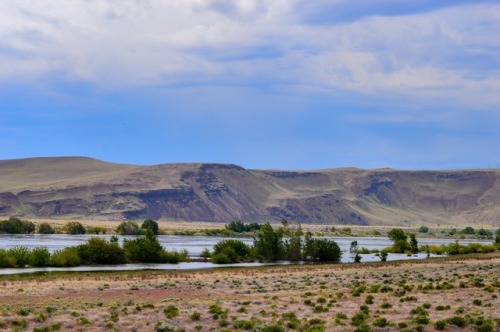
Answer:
(0, 253, 498, 331)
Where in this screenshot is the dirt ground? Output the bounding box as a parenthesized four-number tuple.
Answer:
(0, 253, 498, 331)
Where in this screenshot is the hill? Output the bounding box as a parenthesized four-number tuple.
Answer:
(0, 157, 498, 226)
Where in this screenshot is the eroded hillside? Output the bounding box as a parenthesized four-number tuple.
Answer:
(0, 157, 498, 226)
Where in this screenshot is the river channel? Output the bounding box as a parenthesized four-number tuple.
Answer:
(0, 234, 491, 275)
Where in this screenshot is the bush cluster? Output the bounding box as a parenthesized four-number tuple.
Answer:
(225, 220, 261, 233)
(211, 222, 342, 264)
(0, 217, 35, 234)
(0, 231, 188, 268)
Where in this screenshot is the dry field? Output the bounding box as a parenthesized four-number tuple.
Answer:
(0, 254, 499, 331)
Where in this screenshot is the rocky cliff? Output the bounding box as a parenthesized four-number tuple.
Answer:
(0, 157, 498, 226)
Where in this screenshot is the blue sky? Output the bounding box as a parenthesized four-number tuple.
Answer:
(1, 0, 499, 170)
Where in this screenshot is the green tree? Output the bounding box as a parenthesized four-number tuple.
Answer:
(116, 221, 142, 235)
(0, 217, 35, 234)
(387, 228, 407, 242)
(8, 246, 31, 267)
(350, 240, 361, 263)
(123, 229, 166, 263)
(283, 224, 303, 261)
(77, 237, 127, 265)
(30, 247, 51, 267)
(38, 222, 55, 234)
(418, 226, 429, 233)
(461, 226, 475, 235)
(141, 219, 159, 235)
(303, 236, 341, 262)
(409, 233, 419, 254)
(49, 247, 81, 267)
(211, 239, 251, 264)
(65, 221, 86, 235)
(253, 223, 284, 261)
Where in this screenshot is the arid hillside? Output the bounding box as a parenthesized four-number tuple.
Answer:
(0, 157, 498, 226)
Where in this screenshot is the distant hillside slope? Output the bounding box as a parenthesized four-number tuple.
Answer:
(0, 157, 498, 226)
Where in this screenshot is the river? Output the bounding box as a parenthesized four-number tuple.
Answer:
(0, 234, 491, 275)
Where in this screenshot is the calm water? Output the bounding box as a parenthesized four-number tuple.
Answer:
(0, 234, 491, 275)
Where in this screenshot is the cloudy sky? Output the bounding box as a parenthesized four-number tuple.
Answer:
(1, 0, 499, 170)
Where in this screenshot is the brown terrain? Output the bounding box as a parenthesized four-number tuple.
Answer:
(0, 254, 498, 331)
(0, 157, 499, 226)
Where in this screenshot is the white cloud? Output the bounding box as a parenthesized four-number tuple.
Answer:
(0, 1, 498, 109)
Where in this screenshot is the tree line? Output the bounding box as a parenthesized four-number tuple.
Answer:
(206, 222, 342, 264)
(0, 230, 188, 268)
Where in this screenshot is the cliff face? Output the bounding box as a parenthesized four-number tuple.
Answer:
(0, 157, 498, 226)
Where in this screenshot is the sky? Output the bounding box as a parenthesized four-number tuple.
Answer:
(1, 0, 499, 170)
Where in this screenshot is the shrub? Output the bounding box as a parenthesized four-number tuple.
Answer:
(38, 222, 55, 234)
(141, 219, 159, 235)
(30, 247, 51, 267)
(303, 237, 342, 262)
(260, 325, 285, 332)
(77, 237, 127, 264)
(434, 320, 447, 330)
(0, 217, 35, 234)
(163, 305, 179, 319)
(0, 249, 16, 268)
(8, 246, 31, 267)
(116, 221, 142, 235)
(351, 312, 368, 326)
(226, 221, 261, 233)
(190, 311, 201, 321)
(65, 222, 86, 234)
(418, 226, 429, 233)
(49, 247, 81, 267)
(373, 317, 389, 327)
(380, 302, 392, 309)
(413, 315, 430, 325)
(448, 316, 467, 328)
(123, 230, 169, 263)
(211, 239, 252, 264)
(233, 319, 254, 330)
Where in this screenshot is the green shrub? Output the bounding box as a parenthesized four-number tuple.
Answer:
(65, 221, 86, 234)
(303, 237, 342, 262)
(350, 312, 368, 327)
(232, 319, 254, 330)
(211, 239, 252, 264)
(141, 219, 159, 235)
(190, 311, 201, 321)
(163, 305, 179, 319)
(0, 249, 16, 268)
(448, 316, 467, 328)
(380, 302, 392, 309)
(434, 320, 447, 330)
(116, 221, 142, 235)
(260, 325, 285, 332)
(8, 246, 31, 267)
(123, 230, 177, 263)
(373, 317, 389, 327)
(77, 237, 126, 265)
(38, 222, 55, 234)
(30, 247, 51, 267)
(413, 315, 430, 325)
(50, 247, 81, 267)
(156, 322, 175, 332)
(0, 217, 35, 234)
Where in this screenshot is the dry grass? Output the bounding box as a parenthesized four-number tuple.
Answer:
(0, 254, 498, 331)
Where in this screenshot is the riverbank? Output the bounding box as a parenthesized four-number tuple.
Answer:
(0, 253, 498, 331)
(19, 218, 499, 240)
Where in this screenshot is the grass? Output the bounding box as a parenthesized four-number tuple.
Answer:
(0, 253, 498, 331)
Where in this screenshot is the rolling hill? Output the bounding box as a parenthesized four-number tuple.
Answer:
(0, 157, 498, 226)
